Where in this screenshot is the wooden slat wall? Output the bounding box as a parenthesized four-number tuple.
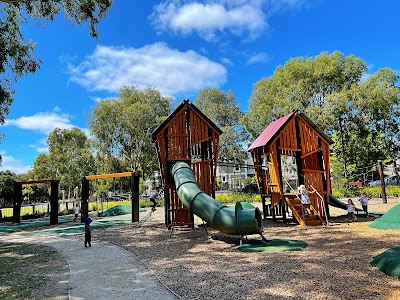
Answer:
(249, 113, 332, 220)
(155, 103, 220, 227)
(298, 117, 330, 217)
(268, 143, 283, 207)
(277, 118, 298, 150)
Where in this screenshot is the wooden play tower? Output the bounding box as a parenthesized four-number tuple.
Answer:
(248, 111, 333, 227)
(152, 100, 222, 228)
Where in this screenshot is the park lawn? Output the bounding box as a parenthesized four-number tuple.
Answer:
(0, 243, 68, 300)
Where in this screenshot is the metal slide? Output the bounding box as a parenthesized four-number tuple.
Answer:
(171, 162, 263, 236)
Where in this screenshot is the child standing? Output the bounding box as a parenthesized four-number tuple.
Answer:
(359, 193, 370, 218)
(84, 217, 92, 247)
(297, 184, 315, 216)
(346, 199, 357, 222)
(73, 204, 80, 222)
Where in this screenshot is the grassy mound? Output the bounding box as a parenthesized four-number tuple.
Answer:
(369, 204, 400, 230)
(100, 204, 146, 217)
(371, 246, 400, 279)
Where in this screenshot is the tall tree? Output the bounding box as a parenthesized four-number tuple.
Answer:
(0, 170, 16, 206)
(0, 0, 112, 143)
(88, 86, 172, 177)
(194, 88, 249, 163)
(29, 128, 95, 197)
(48, 127, 96, 196)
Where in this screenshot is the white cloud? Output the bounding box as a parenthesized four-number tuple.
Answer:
(246, 52, 271, 64)
(5, 112, 75, 135)
(68, 43, 227, 96)
(150, 0, 308, 41)
(151, 0, 266, 41)
(0, 152, 32, 174)
(221, 57, 233, 65)
(28, 142, 49, 154)
(36, 147, 49, 154)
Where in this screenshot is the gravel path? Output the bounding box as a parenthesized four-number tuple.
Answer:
(0, 233, 179, 300)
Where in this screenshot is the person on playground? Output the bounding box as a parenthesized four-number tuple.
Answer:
(149, 188, 160, 211)
(73, 204, 80, 222)
(359, 193, 370, 218)
(297, 184, 315, 216)
(84, 217, 92, 247)
(346, 199, 357, 222)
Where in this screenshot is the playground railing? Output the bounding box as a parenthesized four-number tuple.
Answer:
(308, 184, 329, 226)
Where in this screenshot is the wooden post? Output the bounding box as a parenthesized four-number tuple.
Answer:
(50, 181, 59, 225)
(81, 177, 89, 222)
(131, 172, 139, 223)
(378, 160, 387, 204)
(13, 182, 22, 223)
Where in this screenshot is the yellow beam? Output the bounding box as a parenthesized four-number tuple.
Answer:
(86, 172, 132, 180)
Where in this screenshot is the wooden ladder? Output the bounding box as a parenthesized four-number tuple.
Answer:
(285, 195, 324, 227)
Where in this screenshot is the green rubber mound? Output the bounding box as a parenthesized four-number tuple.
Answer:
(369, 204, 400, 230)
(238, 238, 308, 252)
(100, 205, 146, 217)
(371, 246, 400, 279)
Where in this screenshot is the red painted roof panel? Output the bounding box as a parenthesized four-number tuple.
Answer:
(247, 112, 295, 151)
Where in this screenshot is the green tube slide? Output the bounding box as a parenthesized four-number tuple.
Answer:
(171, 161, 263, 236)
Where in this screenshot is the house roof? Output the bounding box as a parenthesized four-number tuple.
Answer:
(247, 111, 333, 152)
(152, 100, 222, 142)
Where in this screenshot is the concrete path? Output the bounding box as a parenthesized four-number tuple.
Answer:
(0, 233, 179, 300)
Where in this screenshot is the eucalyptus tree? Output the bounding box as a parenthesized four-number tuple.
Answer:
(0, 0, 112, 143)
(47, 127, 96, 197)
(88, 86, 172, 178)
(29, 128, 96, 198)
(194, 88, 250, 163)
(0, 170, 16, 206)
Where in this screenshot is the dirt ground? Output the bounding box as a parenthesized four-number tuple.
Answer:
(92, 197, 400, 300)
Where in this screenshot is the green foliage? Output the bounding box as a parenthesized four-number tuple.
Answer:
(332, 185, 400, 198)
(194, 88, 250, 163)
(0, 0, 113, 137)
(215, 193, 261, 204)
(88, 86, 172, 177)
(242, 176, 256, 185)
(0, 170, 16, 206)
(27, 128, 95, 200)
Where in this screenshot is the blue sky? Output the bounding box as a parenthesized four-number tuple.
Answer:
(1, 0, 400, 174)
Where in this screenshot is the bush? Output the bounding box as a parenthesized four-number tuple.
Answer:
(215, 193, 261, 204)
(59, 209, 73, 216)
(332, 185, 400, 198)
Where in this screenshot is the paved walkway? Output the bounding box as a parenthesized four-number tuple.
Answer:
(0, 233, 179, 300)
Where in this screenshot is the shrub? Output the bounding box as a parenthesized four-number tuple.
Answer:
(215, 193, 261, 204)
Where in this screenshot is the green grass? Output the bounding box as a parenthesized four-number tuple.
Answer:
(0, 206, 48, 218)
(0, 243, 67, 300)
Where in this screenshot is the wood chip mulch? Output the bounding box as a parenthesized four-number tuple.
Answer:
(93, 198, 400, 300)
